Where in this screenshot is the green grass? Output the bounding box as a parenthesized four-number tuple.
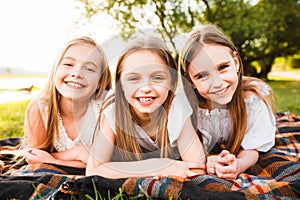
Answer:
(268, 80, 300, 115)
(0, 100, 29, 139)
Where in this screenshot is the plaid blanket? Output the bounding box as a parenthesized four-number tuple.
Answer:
(0, 113, 300, 199)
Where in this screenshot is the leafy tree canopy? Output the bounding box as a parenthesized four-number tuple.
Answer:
(77, 0, 300, 79)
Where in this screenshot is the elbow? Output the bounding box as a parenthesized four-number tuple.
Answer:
(85, 160, 106, 177)
(85, 161, 98, 176)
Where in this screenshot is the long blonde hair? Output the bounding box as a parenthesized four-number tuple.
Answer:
(36, 36, 112, 152)
(181, 24, 275, 155)
(112, 36, 178, 160)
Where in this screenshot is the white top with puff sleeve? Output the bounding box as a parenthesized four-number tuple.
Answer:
(198, 81, 276, 153)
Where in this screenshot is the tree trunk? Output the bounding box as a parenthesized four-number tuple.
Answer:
(258, 57, 275, 80)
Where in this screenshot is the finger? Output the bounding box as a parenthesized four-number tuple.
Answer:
(215, 170, 236, 180)
(215, 162, 235, 174)
(224, 154, 236, 164)
(206, 162, 216, 175)
(22, 151, 29, 158)
(219, 150, 230, 157)
(218, 154, 235, 165)
(207, 155, 218, 162)
(29, 148, 38, 155)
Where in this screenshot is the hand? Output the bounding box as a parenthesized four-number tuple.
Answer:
(206, 154, 218, 175)
(207, 150, 239, 180)
(159, 160, 205, 178)
(51, 145, 91, 163)
(73, 145, 91, 163)
(22, 148, 55, 164)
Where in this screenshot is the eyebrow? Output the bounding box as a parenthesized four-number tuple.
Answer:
(62, 56, 98, 67)
(125, 70, 169, 75)
(192, 60, 231, 78)
(62, 56, 75, 61)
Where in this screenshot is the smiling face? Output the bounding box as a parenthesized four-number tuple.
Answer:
(54, 43, 102, 103)
(120, 50, 172, 118)
(188, 44, 240, 108)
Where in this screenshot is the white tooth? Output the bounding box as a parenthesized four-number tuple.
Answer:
(214, 87, 227, 95)
(139, 97, 151, 102)
(67, 82, 82, 88)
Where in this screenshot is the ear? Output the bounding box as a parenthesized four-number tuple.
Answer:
(233, 51, 240, 72)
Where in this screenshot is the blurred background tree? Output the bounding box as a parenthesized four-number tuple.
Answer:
(76, 0, 300, 79)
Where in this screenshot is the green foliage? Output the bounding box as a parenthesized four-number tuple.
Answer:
(268, 81, 300, 115)
(76, 0, 300, 79)
(0, 100, 29, 139)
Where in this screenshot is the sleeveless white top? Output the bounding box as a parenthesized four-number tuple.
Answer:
(198, 82, 276, 152)
(103, 89, 192, 151)
(38, 90, 108, 151)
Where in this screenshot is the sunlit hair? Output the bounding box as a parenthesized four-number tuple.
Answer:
(33, 36, 112, 152)
(181, 24, 275, 155)
(111, 36, 178, 160)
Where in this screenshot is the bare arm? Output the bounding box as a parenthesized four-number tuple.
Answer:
(23, 148, 87, 168)
(24, 100, 88, 168)
(235, 149, 259, 174)
(24, 100, 47, 148)
(177, 117, 206, 174)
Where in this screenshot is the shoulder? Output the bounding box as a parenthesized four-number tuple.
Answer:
(101, 98, 116, 134)
(168, 88, 193, 144)
(26, 98, 43, 115)
(243, 76, 272, 99)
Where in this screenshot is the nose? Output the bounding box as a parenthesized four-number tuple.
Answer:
(211, 74, 223, 88)
(139, 80, 152, 93)
(71, 65, 83, 78)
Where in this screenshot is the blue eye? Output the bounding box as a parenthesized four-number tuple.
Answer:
(128, 76, 139, 81)
(86, 67, 95, 72)
(219, 64, 229, 71)
(83, 64, 97, 72)
(62, 62, 73, 67)
(153, 75, 164, 80)
(195, 73, 208, 80)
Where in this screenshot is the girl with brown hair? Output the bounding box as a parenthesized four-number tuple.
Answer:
(181, 24, 276, 180)
(86, 36, 206, 178)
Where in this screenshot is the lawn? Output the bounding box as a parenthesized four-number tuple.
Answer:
(268, 81, 300, 114)
(0, 80, 299, 140)
(0, 100, 29, 139)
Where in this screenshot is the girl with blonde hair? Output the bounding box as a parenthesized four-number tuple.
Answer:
(22, 36, 112, 168)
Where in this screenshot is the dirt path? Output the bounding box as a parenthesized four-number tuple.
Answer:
(268, 71, 300, 81)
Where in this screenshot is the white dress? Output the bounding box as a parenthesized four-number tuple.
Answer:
(198, 82, 276, 153)
(36, 90, 109, 151)
(103, 89, 192, 156)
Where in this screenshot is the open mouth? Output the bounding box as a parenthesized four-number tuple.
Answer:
(137, 97, 156, 105)
(211, 85, 229, 96)
(65, 81, 84, 88)
(139, 97, 153, 102)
